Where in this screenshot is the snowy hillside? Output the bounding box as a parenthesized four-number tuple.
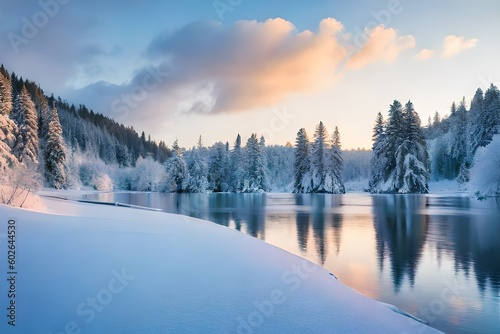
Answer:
(468, 134, 500, 196)
(0, 199, 442, 333)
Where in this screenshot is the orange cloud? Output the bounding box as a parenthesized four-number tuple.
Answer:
(80, 18, 418, 117)
(414, 48, 435, 60)
(347, 26, 416, 70)
(442, 35, 478, 58)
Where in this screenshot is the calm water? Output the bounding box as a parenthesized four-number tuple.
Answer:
(88, 192, 500, 334)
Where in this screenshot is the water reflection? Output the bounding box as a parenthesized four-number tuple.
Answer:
(372, 195, 428, 291)
(89, 192, 500, 334)
(294, 195, 310, 252)
(430, 196, 500, 294)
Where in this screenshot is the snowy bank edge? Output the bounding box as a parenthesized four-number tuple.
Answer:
(0, 198, 442, 333)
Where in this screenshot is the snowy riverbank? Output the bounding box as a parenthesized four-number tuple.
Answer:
(0, 195, 442, 333)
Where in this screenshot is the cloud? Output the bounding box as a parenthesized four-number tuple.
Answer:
(73, 18, 416, 120)
(146, 18, 348, 113)
(346, 26, 416, 69)
(414, 48, 435, 60)
(442, 35, 478, 58)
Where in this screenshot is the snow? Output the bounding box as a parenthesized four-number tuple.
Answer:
(344, 178, 369, 193)
(0, 195, 442, 333)
(428, 179, 461, 194)
(0, 184, 45, 210)
(468, 134, 500, 197)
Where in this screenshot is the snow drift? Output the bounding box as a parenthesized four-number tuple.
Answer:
(0, 199, 441, 333)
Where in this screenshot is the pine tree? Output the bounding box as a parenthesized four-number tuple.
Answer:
(165, 152, 189, 193)
(369, 112, 387, 192)
(392, 101, 430, 193)
(329, 126, 345, 194)
(0, 69, 13, 116)
(208, 142, 230, 192)
(382, 100, 404, 182)
(243, 134, 267, 192)
(450, 101, 457, 116)
(468, 88, 484, 158)
(0, 69, 17, 170)
(404, 101, 425, 144)
(185, 149, 208, 193)
(370, 101, 429, 193)
(451, 99, 468, 182)
(38, 95, 50, 140)
(293, 128, 311, 193)
(197, 135, 203, 150)
(311, 121, 328, 192)
(12, 85, 38, 164)
(480, 84, 499, 147)
(230, 134, 244, 192)
(44, 101, 66, 188)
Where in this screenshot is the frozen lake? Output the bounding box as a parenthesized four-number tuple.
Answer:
(88, 192, 500, 334)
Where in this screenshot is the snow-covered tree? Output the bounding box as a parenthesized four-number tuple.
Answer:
(369, 112, 387, 192)
(370, 101, 429, 193)
(12, 85, 38, 164)
(132, 156, 166, 191)
(243, 133, 267, 192)
(329, 126, 345, 194)
(467, 88, 484, 159)
(208, 141, 230, 192)
(293, 128, 312, 193)
(0, 70, 17, 171)
(44, 101, 66, 188)
(165, 144, 189, 192)
(480, 84, 499, 147)
(450, 99, 468, 183)
(383, 100, 404, 180)
(0, 114, 18, 172)
(0, 163, 42, 207)
(0, 69, 13, 116)
(230, 134, 244, 192)
(392, 101, 429, 193)
(265, 145, 294, 192)
(38, 95, 50, 140)
(311, 121, 328, 192)
(310, 122, 345, 193)
(185, 149, 208, 193)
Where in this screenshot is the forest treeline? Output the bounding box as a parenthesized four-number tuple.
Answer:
(1, 63, 499, 197)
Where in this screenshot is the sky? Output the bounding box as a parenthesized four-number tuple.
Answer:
(1, 0, 500, 149)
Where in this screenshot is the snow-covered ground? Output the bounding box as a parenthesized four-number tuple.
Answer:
(0, 195, 443, 333)
(428, 179, 462, 194)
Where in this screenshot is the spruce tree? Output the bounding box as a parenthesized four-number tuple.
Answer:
(243, 134, 267, 192)
(230, 134, 244, 192)
(480, 84, 499, 147)
(451, 99, 468, 182)
(369, 112, 387, 192)
(0, 69, 13, 116)
(165, 145, 189, 193)
(383, 100, 404, 181)
(468, 88, 484, 158)
(311, 121, 328, 192)
(330, 126, 345, 194)
(44, 101, 66, 188)
(293, 128, 311, 193)
(12, 85, 38, 164)
(185, 149, 208, 193)
(392, 101, 429, 193)
(0, 69, 17, 170)
(208, 142, 230, 192)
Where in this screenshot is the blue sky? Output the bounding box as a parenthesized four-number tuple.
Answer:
(1, 0, 499, 149)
